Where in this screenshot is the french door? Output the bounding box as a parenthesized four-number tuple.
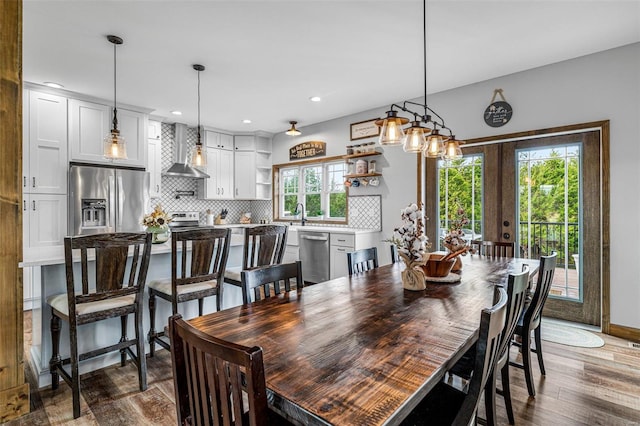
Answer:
(424, 126, 606, 326)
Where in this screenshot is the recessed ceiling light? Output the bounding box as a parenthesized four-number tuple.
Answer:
(43, 82, 64, 89)
(309, 96, 321, 102)
(242, 119, 252, 124)
(171, 110, 182, 115)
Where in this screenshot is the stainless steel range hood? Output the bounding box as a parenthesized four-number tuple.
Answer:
(163, 123, 210, 179)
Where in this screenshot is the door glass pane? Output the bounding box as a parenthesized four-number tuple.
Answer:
(281, 168, 299, 217)
(517, 145, 581, 301)
(437, 155, 484, 250)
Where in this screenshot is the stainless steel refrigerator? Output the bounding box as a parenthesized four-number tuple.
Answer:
(69, 164, 150, 236)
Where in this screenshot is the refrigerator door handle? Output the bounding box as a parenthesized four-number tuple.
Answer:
(116, 174, 124, 230)
(108, 174, 116, 232)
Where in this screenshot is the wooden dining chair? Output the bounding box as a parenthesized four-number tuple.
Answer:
(148, 227, 231, 357)
(224, 225, 288, 290)
(241, 261, 303, 304)
(510, 252, 558, 397)
(169, 314, 270, 426)
(48, 232, 152, 418)
(390, 244, 400, 263)
(347, 247, 379, 275)
(480, 240, 516, 258)
(400, 287, 508, 426)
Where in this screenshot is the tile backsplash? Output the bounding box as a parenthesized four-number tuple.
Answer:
(155, 123, 380, 229)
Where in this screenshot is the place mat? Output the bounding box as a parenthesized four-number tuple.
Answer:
(541, 322, 605, 348)
(425, 273, 461, 283)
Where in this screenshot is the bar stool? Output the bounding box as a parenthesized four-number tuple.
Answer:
(48, 232, 152, 419)
(147, 227, 231, 356)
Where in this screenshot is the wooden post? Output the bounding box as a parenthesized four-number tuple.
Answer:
(0, 0, 30, 421)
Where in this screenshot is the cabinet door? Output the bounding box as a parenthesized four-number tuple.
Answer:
(219, 133, 234, 150)
(198, 147, 219, 199)
(205, 130, 220, 148)
(234, 151, 256, 199)
(116, 108, 147, 167)
(234, 135, 255, 151)
(148, 120, 162, 140)
(330, 244, 353, 279)
(28, 91, 68, 194)
(283, 245, 299, 263)
(217, 149, 234, 198)
(148, 138, 162, 198)
(27, 194, 67, 247)
(68, 99, 111, 164)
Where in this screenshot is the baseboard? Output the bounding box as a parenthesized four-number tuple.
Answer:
(0, 382, 30, 422)
(609, 323, 640, 343)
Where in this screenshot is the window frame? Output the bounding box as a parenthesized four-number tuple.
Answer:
(273, 155, 349, 225)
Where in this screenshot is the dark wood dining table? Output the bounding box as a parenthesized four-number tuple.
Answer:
(188, 255, 538, 426)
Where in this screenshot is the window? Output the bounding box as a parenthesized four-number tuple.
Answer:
(275, 157, 347, 223)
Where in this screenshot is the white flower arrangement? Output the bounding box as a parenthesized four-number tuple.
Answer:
(391, 203, 430, 263)
(142, 204, 172, 229)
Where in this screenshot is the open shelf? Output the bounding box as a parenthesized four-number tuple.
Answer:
(343, 150, 382, 160)
(344, 172, 382, 179)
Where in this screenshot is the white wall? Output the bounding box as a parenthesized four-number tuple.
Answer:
(272, 42, 640, 330)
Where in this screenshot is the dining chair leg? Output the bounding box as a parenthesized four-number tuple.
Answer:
(120, 315, 128, 367)
(501, 363, 515, 425)
(484, 370, 497, 426)
(534, 325, 546, 375)
(70, 323, 81, 419)
(148, 291, 157, 357)
(49, 313, 61, 390)
(522, 329, 536, 397)
(135, 309, 148, 391)
(198, 298, 204, 316)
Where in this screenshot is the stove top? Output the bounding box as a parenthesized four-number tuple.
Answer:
(168, 211, 200, 228)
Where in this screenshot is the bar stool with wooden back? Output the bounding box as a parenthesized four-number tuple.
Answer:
(511, 252, 558, 397)
(241, 261, 303, 304)
(224, 225, 288, 304)
(147, 227, 231, 356)
(48, 232, 152, 419)
(347, 247, 379, 275)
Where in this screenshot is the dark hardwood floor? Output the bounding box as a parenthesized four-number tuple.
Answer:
(7, 311, 640, 425)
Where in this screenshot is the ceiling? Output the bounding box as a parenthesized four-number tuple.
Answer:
(23, 0, 640, 135)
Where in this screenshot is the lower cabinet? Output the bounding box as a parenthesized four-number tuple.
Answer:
(329, 232, 379, 280)
(330, 244, 353, 279)
(23, 193, 67, 248)
(282, 228, 299, 263)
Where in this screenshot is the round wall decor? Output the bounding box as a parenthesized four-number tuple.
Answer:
(484, 89, 513, 127)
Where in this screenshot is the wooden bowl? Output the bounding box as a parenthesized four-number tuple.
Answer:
(423, 253, 455, 277)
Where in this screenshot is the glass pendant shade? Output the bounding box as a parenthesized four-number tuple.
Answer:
(423, 129, 444, 158)
(191, 143, 207, 169)
(376, 111, 409, 146)
(104, 129, 127, 160)
(443, 137, 463, 160)
(402, 121, 429, 153)
(286, 121, 301, 136)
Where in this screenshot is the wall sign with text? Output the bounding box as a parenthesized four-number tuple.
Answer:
(350, 119, 381, 141)
(484, 89, 513, 128)
(289, 141, 326, 160)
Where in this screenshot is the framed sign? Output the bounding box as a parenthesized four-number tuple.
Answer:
(484, 89, 513, 127)
(350, 119, 380, 141)
(289, 141, 326, 160)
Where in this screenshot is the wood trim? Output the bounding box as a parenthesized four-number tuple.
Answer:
(464, 120, 611, 145)
(273, 154, 345, 168)
(0, 0, 29, 422)
(609, 323, 640, 343)
(0, 383, 29, 422)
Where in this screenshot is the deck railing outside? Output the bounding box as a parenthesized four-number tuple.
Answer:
(518, 221, 579, 269)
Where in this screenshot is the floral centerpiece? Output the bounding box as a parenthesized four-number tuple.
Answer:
(389, 203, 431, 291)
(441, 204, 474, 271)
(142, 204, 172, 243)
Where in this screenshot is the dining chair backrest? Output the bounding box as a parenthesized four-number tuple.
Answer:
(64, 232, 152, 322)
(243, 225, 288, 270)
(390, 244, 400, 263)
(480, 241, 515, 258)
(454, 286, 507, 426)
(169, 314, 268, 426)
(241, 261, 303, 304)
(497, 267, 530, 363)
(525, 252, 558, 329)
(347, 247, 379, 275)
(171, 227, 231, 311)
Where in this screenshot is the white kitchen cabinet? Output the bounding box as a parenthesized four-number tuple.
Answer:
(234, 151, 256, 199)
(205, 130, 233, 150)
(234, 135, 255, 151)
(147, 120, 162, 198)
(282, 228, 299, 263)
(24, 91, 68, 194)
(69, 99, 147, 168)
(198, 147, 234, 199)
(23, 193, 67, 248)
(233, 134, 272, 200)
(329, 232, 377, 280)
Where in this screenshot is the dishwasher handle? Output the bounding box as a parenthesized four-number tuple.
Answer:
(300, 235, 328, 241)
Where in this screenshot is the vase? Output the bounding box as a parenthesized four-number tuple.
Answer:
(147, 226, 170, 244)
(452, 256, 463, 273)
(399, 253, 427, 291)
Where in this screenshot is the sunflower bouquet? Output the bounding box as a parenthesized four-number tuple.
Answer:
(142, 204, 172, 229)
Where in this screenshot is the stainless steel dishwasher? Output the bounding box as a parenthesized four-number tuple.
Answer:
(298, 230, 330, 284)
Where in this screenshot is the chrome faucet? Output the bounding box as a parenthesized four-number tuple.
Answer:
(294, 203, 306, 226)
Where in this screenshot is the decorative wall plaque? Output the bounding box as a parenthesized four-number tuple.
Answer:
(289, 141, 326, 160)
(484, 89, 513, 127)
(350, 119, 381, 141)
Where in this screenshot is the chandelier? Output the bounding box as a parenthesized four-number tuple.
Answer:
(375, 0, 462, 160)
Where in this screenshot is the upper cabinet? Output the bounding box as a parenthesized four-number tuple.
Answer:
(68, 99, 147, 168)
(205, 130, 233, 150)
(24, 91, 68, 194)
(233, 134, 272, 200)
(197, 147, 234, 199)
(147, 120, 162, 198)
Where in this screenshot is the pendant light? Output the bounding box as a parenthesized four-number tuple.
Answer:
(403, 120, 430, 153)
(286, 121, 301, 136)
(375, 111, 408, 146)
(443, 135, 464, 160)
(103, 35, 127, 160)
(190, 64, 207, 169)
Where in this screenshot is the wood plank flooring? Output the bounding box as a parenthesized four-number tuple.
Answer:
(5, 311, 640, 425)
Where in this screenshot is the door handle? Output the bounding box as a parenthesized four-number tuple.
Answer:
(32, 200, 36, 211)
(336, 248, 346, 252)
(301, 236, 328, 241)
(156, 184, 160, 192)
(23, 200, 26, 211)
(221, 188, 224, 195)
(23, 176, 26, 187)
(32, 177, 36, 188)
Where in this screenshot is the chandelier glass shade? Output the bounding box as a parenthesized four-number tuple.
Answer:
(375, 111, 409, 146)
(190, 64, 207, 169)
(103, 35, 127, 160)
